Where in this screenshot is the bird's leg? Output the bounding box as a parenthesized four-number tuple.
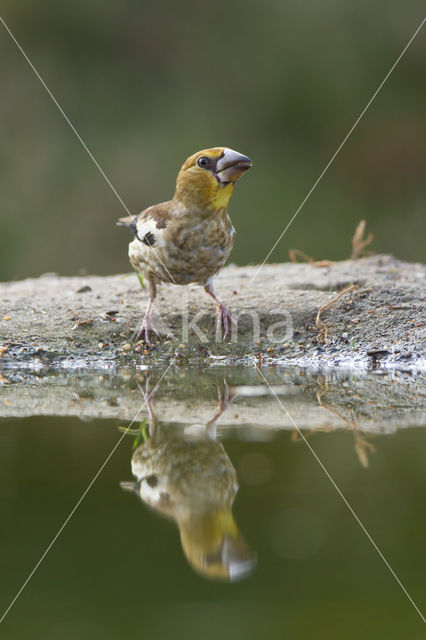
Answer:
(204, 281, 237, 340)
(206, 380, 236, 439)
(134, 279, 161, 345)
(135, 375, 160, 440)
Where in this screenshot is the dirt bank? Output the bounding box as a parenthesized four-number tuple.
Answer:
(0, 255, 425, 371)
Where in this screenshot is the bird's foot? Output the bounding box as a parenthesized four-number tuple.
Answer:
(134, 316, 161, 346)
(216, 303, 237, 340)
(206, 380, 236, 436)
(216, 380, 235, 411)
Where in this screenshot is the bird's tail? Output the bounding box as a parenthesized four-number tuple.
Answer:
(117, 215, 138, 238)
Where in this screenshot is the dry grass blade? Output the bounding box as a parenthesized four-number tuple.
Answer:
(289, 249, 334, 267)
(289, 249, 314, 263)
(316, 284, 358, 341)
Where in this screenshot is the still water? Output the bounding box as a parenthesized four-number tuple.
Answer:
(1, 366, 425, 639)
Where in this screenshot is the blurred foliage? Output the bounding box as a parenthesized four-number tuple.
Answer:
(0, 0, 425, 281)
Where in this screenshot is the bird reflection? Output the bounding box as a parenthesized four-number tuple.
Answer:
(120, 378, 256, 582)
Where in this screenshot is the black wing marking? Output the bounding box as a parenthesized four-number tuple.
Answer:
(118, 207, 167, 248)
(142, 231, 155, 247)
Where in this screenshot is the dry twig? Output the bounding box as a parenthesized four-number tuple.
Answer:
(351, 219, 373, 259)
(354, 431, 376, 468)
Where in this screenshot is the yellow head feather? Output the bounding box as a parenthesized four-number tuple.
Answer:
(173, 147, 251, 216)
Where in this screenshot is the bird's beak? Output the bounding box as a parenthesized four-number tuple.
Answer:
(215, 149, 253, 184)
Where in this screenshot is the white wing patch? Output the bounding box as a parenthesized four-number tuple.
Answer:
(136, 216, 167, 248)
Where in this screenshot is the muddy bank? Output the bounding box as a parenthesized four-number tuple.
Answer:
(0, 255, 425, 371)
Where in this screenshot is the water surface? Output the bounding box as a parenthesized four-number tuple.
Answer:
(1, 366, 425, 639)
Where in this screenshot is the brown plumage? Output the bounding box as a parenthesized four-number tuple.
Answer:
(121, 380, 256, 581)
(118, 147, 252, 343)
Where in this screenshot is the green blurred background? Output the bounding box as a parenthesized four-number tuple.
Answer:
(0, 0, 425, 282)
(1, 404, 426, 639)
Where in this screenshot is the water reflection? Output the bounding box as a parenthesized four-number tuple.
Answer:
(313, 388, 376, 467)
(120, 378, 256, 582)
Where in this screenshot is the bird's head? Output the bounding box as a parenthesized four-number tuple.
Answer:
(179, 509, 257, 582)
(173, 147, 252, 215)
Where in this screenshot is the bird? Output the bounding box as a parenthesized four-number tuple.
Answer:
(118, 147, 252, 344)
(120, 378, 256, 581)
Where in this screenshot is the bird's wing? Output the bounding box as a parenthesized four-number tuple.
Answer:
(132, 202, 170, 248)
(117, 202, 170, 248)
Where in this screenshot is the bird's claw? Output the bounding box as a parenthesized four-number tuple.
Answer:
(134, 317, 161, 346)
(216, 303, 237, 340)
(216, 380, 235, 411)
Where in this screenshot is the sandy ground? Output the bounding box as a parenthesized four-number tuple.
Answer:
(0, 255, 424, 371)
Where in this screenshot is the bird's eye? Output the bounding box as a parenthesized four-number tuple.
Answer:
(197, 156, 210, 169)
